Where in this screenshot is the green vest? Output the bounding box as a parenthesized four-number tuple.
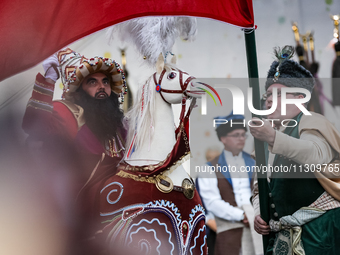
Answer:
(267, 113, 325, 220)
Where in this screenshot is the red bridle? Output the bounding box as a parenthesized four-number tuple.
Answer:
(153, 68, 197, 121)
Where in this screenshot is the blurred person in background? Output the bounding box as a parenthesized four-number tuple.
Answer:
(196, 146, 220, 255)
(198, 112, 262, 255)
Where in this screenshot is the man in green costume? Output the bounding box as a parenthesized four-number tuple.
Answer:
(250, 46, 340, 255)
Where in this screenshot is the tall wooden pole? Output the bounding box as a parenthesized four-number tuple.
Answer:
(244, 28, 269, 252)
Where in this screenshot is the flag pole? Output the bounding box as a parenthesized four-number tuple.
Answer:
(244, 28, 270, 252)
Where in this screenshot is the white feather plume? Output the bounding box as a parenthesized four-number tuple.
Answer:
(107, 16, 197, 66)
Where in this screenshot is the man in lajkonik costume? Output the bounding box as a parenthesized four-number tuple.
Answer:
(198, 113, 263, 255)
(250, 46, 340, 255)
(22, 48, 127, 253)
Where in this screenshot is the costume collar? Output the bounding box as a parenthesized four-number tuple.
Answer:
(224, 150, 243, 160)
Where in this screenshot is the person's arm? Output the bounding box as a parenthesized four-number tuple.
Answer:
(270, 129, 335, 165)
(22, 72, 56, 140)
(249, 117, 335, 165)
(197, 176, 244, 222)
(205, 212, 217, 232)
(22, 54, 78, 140)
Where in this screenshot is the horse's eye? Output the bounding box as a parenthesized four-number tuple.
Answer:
(167, 72, 177, 79)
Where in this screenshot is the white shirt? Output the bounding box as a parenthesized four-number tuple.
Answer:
(198, 150, 252, 222)
(225, 151, 252, 207)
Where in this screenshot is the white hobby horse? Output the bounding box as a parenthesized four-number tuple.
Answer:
(98, 54, 220, 255)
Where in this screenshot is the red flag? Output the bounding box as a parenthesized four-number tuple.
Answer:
(0, 0, 254, 81)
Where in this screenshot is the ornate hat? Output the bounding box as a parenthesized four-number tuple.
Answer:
(214, 111, 247, 139)
(57, 48, 127, 102)
(265, 45, 314, 93)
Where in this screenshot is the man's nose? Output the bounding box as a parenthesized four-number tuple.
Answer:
(265, 98, 272, 109)
(266, 95, 273, 104)
(98, 82, 106, 89)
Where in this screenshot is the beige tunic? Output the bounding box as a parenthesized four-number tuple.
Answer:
(252, 112, 340, 216)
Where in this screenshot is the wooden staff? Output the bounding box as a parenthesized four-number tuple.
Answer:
(309, 31, 315, 63)
(292, 22, 307, 67)
(331, 14, 340, 40)
(120, 48, 127, 67)
(300, 32, 310, 66)
(292, 22, 300, 45)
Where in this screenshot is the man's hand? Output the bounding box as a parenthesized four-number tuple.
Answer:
(249, 117, 276, 146)
(206, 219, 217, 232)
(254, 215, 270, 235)
(42, 53, 59, 83)
(242, 213, 250, 228)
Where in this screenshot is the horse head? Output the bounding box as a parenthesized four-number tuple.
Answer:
(126, 53, 217, 161)
(153, 53, 207, 105)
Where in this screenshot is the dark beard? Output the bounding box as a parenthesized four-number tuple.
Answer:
(74, 88, 124, 144)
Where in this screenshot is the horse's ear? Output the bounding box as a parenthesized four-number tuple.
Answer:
(170, 54, 177, 64)
(156, 53, 165, 74)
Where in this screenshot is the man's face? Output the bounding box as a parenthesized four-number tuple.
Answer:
(265, 83, 305, 122)
(220, 129, 246, 155)
(81, 73, 112, 99)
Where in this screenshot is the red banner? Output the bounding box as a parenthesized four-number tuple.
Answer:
(0, 0, 254, 81)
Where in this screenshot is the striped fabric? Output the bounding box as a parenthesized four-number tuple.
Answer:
(26, 73, 54, 112)
(309, 191, 340, 211)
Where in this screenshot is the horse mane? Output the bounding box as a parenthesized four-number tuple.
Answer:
(125, 63, 178, 158)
